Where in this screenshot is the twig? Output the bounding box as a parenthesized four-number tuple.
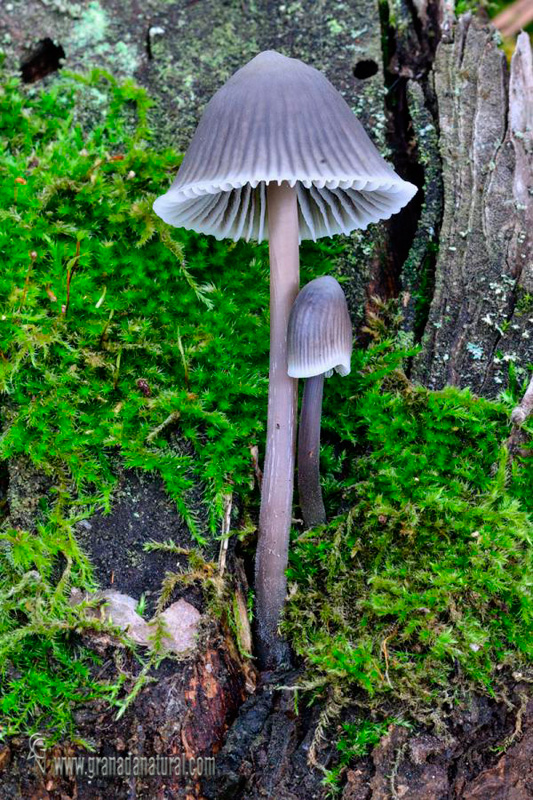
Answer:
(218, 492, 233, 576)
(494, 0, 533, 39)
(381, 626, 398, 688)
(146, 411, 181, 443)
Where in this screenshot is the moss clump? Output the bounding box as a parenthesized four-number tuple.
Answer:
(284, 338, 533, 727)
(0, 516, 124, 739)
(322, 717, 411, 793)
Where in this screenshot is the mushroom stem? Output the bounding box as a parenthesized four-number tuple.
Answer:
(255, 181, 299, 668)
(298, 373, 326, 529)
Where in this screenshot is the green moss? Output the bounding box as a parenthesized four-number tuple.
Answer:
(323, 717, 411, 795)
(0, 65, 340, 538)
(516, 290, 533, 315)
(283, 337, 533, 732)
(0, 514, 127, 740)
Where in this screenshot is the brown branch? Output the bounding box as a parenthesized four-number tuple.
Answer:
(494, 0, 533, 39)
(145, 410, 181, 443)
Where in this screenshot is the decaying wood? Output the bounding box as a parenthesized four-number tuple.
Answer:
(1, 621, 253, 800)
(413, 22, 533, 397)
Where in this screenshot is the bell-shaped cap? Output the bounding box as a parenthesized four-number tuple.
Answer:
(153, 51, 417, 242)
(287, 276, 353, 378)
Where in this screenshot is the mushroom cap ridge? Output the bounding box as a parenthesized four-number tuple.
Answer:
(153, 51, 417, 242)
(287, 276, 353, 379)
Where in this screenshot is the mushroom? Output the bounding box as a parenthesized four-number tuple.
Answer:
(288, 276, 353, 529)
(153, 50, 417, 668)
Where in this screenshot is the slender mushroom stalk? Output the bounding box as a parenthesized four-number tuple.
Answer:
(255, 181, 299, 667)
(152, 50, 417, 669)
(298, 373, 326, 528)
(288, 276, 353, 530)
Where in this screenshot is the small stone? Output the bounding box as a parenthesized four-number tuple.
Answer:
(156, 599, 201, 653)
(71, 589, 151, 645)
(97, 590, 151, 645)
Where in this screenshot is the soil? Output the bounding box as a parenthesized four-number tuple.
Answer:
(77, 464, 216, 617)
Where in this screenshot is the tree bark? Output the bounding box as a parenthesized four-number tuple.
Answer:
(412, 20, 533, 396)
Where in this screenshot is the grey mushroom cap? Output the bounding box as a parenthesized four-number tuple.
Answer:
(287, 276, 353, 379)
(153, 50, 417, 242)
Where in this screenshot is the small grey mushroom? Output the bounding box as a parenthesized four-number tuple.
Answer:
(153, 50, 416, 668)
(288, 276, 353, 529)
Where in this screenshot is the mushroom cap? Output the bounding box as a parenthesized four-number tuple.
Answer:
(287, 276, 353, 379)
(153, 50, 417, 242)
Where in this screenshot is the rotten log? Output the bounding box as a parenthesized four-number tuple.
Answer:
(1, 622, 253, 800)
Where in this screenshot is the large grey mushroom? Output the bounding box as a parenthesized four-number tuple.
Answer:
(288, 276, 353, 529)
(153, 50, 417, 668)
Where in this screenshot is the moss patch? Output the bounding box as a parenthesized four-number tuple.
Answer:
(284, 337, 533, 728)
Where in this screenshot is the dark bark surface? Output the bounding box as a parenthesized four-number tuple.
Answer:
(1, 1, 533, 799)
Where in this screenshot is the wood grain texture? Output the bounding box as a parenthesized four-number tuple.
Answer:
(413, 19, 533, 396)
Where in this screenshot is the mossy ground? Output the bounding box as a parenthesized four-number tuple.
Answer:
(1, 62, 533, 789)
(284, 338, 533, 693)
